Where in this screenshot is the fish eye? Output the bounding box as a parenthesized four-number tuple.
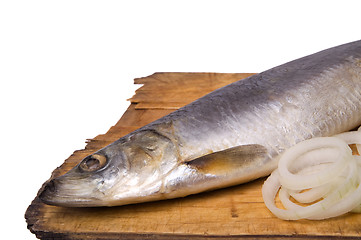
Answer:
(79, 154, 107, 172)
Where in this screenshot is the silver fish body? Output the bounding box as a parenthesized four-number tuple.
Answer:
(40, 40, 361, 207)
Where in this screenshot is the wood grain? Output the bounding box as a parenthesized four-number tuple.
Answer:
(25, 72, 361, 240)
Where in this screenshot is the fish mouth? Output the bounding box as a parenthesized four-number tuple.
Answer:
(39, 178, 105, 207)
(38, 177, 164, 207)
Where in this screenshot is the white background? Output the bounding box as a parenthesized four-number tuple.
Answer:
(1, 0, 360, 239)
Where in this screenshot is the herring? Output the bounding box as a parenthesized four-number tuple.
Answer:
(39, 40, 361, 207)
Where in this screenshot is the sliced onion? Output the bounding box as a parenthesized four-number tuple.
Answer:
(288, 182, 332, 204)
(280, 162, 359, 220)
(262, 131, 361, 220)
(334, 131, 361, 146)
(277, 137, 352, 190)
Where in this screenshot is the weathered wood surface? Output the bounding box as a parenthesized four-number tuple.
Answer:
(26, 72, 361, 240)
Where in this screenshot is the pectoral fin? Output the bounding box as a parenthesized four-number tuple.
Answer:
(185, 144, 268, 176)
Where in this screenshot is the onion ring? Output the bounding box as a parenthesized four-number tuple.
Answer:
(262, 132, 361, 220)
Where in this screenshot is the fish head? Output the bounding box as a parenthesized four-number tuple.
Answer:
(39, 130, 178, 207)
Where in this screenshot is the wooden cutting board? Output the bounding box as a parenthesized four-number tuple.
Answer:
(25, 72, 361, 240)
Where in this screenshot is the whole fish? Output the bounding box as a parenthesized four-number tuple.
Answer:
(40, 40, 361, 207)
